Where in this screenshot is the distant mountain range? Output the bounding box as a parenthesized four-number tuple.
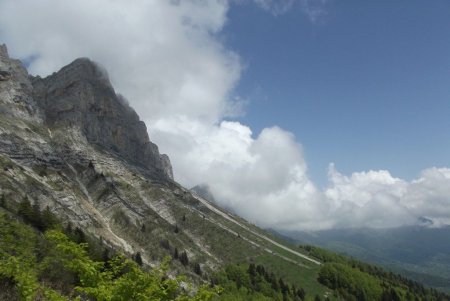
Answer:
(279, 225, 450, 292)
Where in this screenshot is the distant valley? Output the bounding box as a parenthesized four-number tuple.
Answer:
(280, 226, 450, 293)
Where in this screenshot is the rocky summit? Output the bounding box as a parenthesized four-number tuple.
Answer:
(1, 45, 172, 180)
(32, 57, 173, 180)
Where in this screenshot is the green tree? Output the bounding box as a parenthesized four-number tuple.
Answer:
(41, 206, 59, 231)
(44, 230, 218, 300)
(31, 202, 43, 230)
(17, 197, 33, 223)
(134, 252, 143, 266)
(194, 263, 202, 276)
(0, 194, 5, 208)
(180, 251, 189, 266)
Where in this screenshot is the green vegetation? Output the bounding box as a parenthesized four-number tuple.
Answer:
(212, 263, 307, 301)
(253, 253, 332, 300)
(1, 167, 450, 301)
(0, 210, 218, 301)
(318, 263, 382, 300)
(301, 245, 450, 301)
(1, 197, 450, 301)
(293, 225, 450, 292)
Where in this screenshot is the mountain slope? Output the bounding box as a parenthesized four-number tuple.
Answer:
(1, 44, 449, 301)
(0, 44, 334, 299)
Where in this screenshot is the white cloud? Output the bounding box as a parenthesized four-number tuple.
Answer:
(251, 0, 330, 22)
(1, 0, 449, 231)
(324, 165, 450, 230)
(252, 0, 295, 16)
(300, 0, 330, 23)
(0, 0, 238, 124)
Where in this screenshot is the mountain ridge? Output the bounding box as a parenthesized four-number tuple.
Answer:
(2, 44, 449, 300)
(31, 55, 173, 180)
(0, 42, 322, 280)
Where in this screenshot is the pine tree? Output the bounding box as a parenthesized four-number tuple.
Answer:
(390, 288, 401, 301)
(88, 160, 95, 169)
(180, 251, 189, 266)
(102, 248, 110, 263)
(18, 197, 33, 223)
(256, 264, 265, 276)
(74, 227, 86, 243)
(173, 247, 179, 260)
(248, 263, 256, 277)
(134, 252, 143, 266)
(297, 287, 305, 300)
(271, 276, 279, 291)
(41, 206, 58, 231)
(65, 222, 73, 235)
(194, 263, 202, 276)
(0, 194, 5, 208)
(31, 201, 43, 230)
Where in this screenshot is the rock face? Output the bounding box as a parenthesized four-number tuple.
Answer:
(31, 57, 172, 180)
(0, 44, 40, 121)
(0, 43, 180, 259)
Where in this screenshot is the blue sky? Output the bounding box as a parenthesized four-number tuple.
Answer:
(225, 0, 450, 186)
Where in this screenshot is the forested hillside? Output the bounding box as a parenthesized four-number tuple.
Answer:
(300, 246, 450, 301)
(2, 201, 449, 301)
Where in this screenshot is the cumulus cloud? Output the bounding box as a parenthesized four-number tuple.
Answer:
(0, 0, 239, 124)
(323, 165, 450, 230)
(0, 0, 449, 231)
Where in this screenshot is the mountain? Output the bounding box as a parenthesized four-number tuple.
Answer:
(1, 44, 448, 300)
(0, 44, 327, 298)
(281, 226, 450, 292)
(191, 184, 217, 204)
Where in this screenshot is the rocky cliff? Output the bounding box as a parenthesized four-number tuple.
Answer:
(31, 57, 172, 180)
(0, 44, 40, 122)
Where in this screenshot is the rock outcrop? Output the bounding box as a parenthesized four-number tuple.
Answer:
(0, 43, 177, 257)
(0, 44, 40, 121)
(31, 57, 173, 180)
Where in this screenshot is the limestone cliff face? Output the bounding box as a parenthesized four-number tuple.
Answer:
(31, 57, 173, 180)
(0, 44, 180, 259)
(0, 44, 40, 121)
